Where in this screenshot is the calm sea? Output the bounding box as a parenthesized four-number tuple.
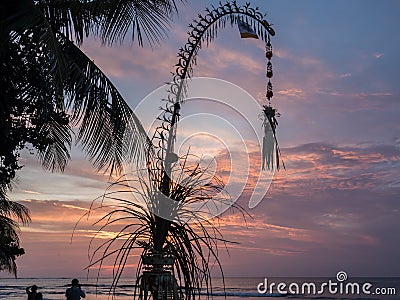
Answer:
(0, 277, 399, 299)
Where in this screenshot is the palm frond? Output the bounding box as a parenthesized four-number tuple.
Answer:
(0, 197, 31, 225)
(38, 112, 72, 172)
(32, 0, 183, 47)
(0, 213, 28, 277)
(57, 34, 151, 174)
(35, 0, 101, 45)
(98, 0, 181, 46)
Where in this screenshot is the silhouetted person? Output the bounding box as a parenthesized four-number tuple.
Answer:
(26, 285, 43, 300)
(65, 278, 86, 300)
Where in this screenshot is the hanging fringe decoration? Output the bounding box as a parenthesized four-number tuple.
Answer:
(265, 35, 273, 60)
(262, 117, 275, 170)
(261, 34, 284, 171)
(262, 105, 284, 170)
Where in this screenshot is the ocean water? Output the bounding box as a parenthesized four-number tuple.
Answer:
(0, 277, 399, 300)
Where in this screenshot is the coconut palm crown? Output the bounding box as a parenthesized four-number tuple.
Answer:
(0, 0, 181, 276)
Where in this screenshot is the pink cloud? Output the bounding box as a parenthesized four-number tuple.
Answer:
(277, 88, 304, 97)
(81, 39, 176, 80)
(10, 140, 400, 277)
(339, 72, 352, 78)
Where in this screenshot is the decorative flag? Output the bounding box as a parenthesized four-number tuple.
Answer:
(238, 19, 259, 39)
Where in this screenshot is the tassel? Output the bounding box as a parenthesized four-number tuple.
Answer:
(262, 120, 275, 170)
(262, 105, 285, 171)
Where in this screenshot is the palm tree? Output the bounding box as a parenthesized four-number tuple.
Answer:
(0, 194, 30, 277)
(0, 0, 181, 276)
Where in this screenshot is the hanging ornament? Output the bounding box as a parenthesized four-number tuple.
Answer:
(266, 80, 273, 100)
(261, 32, 284, 170)
(265, 36, 273, 60)
(265, 34, 274, 101)
(266, 61, 273, 78)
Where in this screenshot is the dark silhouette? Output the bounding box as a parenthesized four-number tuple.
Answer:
(0, 0, 179, 276)
(0, 214, 29, 277)
(86, 2, 278, 299)
(26, 285, 43, 300)
(65, 278, 85, 300)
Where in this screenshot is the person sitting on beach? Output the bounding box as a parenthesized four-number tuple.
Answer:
(26, 285, 43, 300)
(65, 278, 86, 300)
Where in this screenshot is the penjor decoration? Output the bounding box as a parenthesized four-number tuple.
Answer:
(262, 34, 284, 170)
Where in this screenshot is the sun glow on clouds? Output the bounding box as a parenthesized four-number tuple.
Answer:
(23, 190, 41, 195)
(12, 141, 400, 277)
(16, 198, 144, 277)
(200, 142, 398, 268)
(61, 204, 89, 211)
(277, 88, 304, 97)
(77, 229, 131, 240)
(214, 214, 313, 242)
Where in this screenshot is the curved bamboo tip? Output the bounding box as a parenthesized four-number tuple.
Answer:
(262, 20, 276, 36)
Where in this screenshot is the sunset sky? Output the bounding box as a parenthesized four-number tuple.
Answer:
(3, 0, 400, 279)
